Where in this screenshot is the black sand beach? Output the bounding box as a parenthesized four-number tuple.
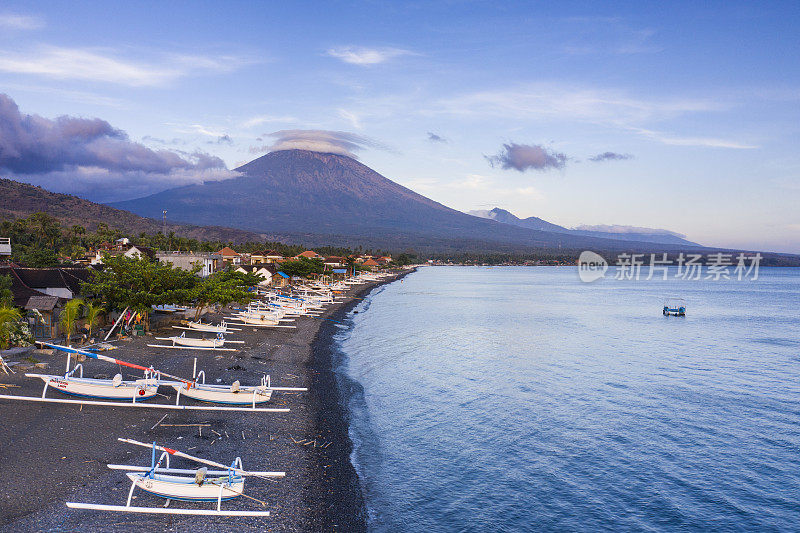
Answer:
(0, 271, 411, 532)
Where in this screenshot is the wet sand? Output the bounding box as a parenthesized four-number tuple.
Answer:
(0, 271, 410, 532)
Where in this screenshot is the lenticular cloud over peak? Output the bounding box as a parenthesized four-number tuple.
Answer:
(258, 129, 390, 159)
(0, 93, 237, 202)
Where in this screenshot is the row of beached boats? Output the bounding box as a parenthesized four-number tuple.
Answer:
(0, 272, 394, 517)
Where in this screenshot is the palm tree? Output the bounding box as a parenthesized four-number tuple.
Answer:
(0, 305, 23, 350)
(60, 298, 84, 346)
(83, 302, 105, 339)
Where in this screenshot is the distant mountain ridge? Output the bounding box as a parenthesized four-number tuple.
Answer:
(110, 149, 704, 253)
(468, 207, 700, 247)
(0, 178, 265, 243)
(468, 208, 570, 233)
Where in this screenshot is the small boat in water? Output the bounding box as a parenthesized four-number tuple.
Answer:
(663, 298, 687, 317)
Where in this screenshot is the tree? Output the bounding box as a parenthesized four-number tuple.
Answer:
(82, 255, 199, 329)
(392, 253, 417, 267)
(0, 275, 12, 306)
(83, 301, 105, 338)
(22, 247, 59, 268)
(60, 298, 83, 345)
(0, 305, 22, 350)
(191, 270, 261, 319)
(279, 257, 324, 278)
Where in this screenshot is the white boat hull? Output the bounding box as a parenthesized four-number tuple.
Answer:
(172, 384, 273, 405)
(173, 337, 224, 348)
(127, 472, 244, 502)
(233, 314, 280, 326)
(34, 375, 159, 401)
(186, 321, 228, 333)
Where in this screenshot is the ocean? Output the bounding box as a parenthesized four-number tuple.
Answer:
(332, 266, 800, 532)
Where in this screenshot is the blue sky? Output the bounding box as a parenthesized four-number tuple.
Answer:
(0, 1, 798, 252)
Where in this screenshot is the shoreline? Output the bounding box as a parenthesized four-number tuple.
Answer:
(0, 270, 413, 532)
(307, 267, 416, 531)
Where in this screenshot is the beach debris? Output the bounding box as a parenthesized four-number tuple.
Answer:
(150, 414, 169, 430)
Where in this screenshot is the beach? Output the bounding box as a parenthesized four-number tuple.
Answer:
(0, 271, 411, 532)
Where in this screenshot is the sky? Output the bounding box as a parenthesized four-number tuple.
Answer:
(0, 1, 798, 253)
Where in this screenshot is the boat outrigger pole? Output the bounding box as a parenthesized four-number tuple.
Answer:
(118, 438, 285, 478)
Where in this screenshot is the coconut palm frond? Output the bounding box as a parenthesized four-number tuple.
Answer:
(0, 305, 23, 350)
(60, 298, 84, 345)
(84, 302, 105, 337)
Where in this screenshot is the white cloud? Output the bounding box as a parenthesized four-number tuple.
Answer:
(632, 128, 758, 149)
(440, 83, 722, 125)
(255, 129, 390, 159)
(516, 186, 545, 200)
(573, 224, 685, 237)
(438, 84, 754, 149)
(0, 46, 250, 86)
(338, 109, 363, 129)
(241, 115, 297, 128)
(327, 46, 414, 65)
(0, 13, 44, 30)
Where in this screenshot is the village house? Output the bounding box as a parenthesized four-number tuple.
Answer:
(323, 256, 345, 269)
(0, 266, 94, 338)
(217, 247, 242, 265)
(361, 258, 379, 271)
(234, 263, 278, 286)
(90, 241, 156, 265)
(295, 250, 321, 260)
(249, 250, 285, 264)
(156, 251, 221, 277)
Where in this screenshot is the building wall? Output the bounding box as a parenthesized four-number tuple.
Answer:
(157, 255, 215, 277)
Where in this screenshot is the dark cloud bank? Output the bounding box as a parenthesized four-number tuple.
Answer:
(0, 93, 236, 202)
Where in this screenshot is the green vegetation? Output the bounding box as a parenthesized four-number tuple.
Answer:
(82, 256, 197, 317)
(59, 298, 84, 345)
(0, 274, 12, 306)
(83, 301, 105, 338)
(0, 305, 23, 350)
(82, 255, 262, 324)
(1, 212, 392, 266)
(279, 257, 325, 278)
(391, 253, 417, 267)
(191, 269, 262, 319)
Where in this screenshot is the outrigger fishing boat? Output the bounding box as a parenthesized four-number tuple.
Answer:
(67, 438, 281, 516)
(173, 319, 241, 334)
(227, 308, 296, 328)
(0, 343, 290, 413)
(170, 358, 308, 407)
(148, 332, 243, 352)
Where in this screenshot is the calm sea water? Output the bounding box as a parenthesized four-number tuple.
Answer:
(333, 266, 800, 532)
